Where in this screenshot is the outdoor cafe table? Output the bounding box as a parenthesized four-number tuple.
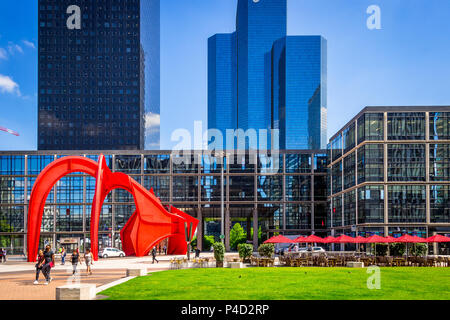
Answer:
(393, 257, 406, 266)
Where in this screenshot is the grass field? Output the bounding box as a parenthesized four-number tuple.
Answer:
(99, 267, 450, 300)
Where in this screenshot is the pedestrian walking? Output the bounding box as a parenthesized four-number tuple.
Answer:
(163, 245, 167, 255)
(34, 250, 46, 284)
(2, 248, 6, 263)
(84, 249, 93, 275)
(151, 247, 159, 264)
(71, 249, 81, 275)
(61, 247, 66, 265)
(0, 248, 4, 263)
(42, 245, 55, 285)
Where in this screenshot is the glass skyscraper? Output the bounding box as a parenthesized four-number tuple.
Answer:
(38, 0, 160, 151)
(208, 0, 327, 149)
(272, 36, 327, 150)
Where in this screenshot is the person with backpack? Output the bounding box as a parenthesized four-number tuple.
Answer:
(34, 250, 46, 284)
(42, 245, 55, 285)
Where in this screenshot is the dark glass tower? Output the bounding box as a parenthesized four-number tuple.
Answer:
(208, 0, 327, 150)
(208, 33, 237, 142)
(38, 0, 160, 150)
(272, 36, 327, 149)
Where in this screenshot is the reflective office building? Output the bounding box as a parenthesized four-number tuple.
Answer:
(38, 0, 160, 151)
(0, 150, 327, 254)
(208, 0, 327, 149)
(328, 107, 450, 253)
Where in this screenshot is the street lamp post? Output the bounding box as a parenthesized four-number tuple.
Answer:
(221, 152, 225, 245)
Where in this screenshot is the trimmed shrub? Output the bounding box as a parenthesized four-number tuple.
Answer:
(410, 243, 428, 257)
(258, 243, 275, 258)
(390, 243, 406, 257)
(238, 243, 253, 262)
(213, 242, 225, 262)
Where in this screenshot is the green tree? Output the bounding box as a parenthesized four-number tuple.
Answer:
(203, 235, 215, 251)
(230, 223, 246, 250)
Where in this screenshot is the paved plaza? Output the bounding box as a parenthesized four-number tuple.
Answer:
(0, 255, 183, 300)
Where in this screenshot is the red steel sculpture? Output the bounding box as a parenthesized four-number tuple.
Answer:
(27, 155, 198, 262)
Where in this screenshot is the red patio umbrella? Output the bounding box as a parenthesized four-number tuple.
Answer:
(334, 235, 356, 244)
(296, 235, 325, 244)
(394, 234, 426, 259)
(322, 236, 336, 244)
(365, 235, 394, 243)
(425, 235, 450, 243)
(264, 235, 294, 244)
(354, 236, 368, 243)
(293, 236, 307, 243)
(365, 235, 395, 256)
(394, 234, 425, 243)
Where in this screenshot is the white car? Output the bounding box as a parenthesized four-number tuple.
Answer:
(99, 248, 125, 258)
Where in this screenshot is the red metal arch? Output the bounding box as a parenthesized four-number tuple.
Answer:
(27, 155, 198, 262)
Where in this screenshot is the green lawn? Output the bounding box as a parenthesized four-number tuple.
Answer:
(100, 267, 450, 300)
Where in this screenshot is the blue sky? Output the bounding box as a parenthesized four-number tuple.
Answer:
(1, 0, 450, 150)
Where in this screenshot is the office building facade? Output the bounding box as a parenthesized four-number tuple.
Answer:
(38, 0, 160, 151)
(328, 107, 450, 254)
(0, 150, 327, 254)
(207, 0, 327, 149)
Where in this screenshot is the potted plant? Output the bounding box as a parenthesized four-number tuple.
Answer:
(213, 242, 225, 267)
(238, 243, 253, 263)
(258, 243, 275, 258)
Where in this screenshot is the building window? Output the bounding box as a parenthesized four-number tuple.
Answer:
(388, 185, 426, 223)
(343, 190, 356, 226)
(0, 156, 25, 175)
(144, 176, 170, 202)
(430, 185, 450, 223)
(285, 154, 311, 173)
(115, 155, 141, 174)
(388, 144, 425, 181)
(429, 144, 450, 181)
(144, 155, 170, 174)
(357, 186, 384, 224)
(173, 176, 198, 202)
(257, 176, 282, 201)
(357, 113, 384, 143)
(343, 152, 355, 190)
(285, 176, 311, 201)
(387, 112, 425, 140)
(331, 196, 342, 228)
(285, 204, 311, 230)
(331, 135, 342, 162)
(343, 123, 356, 154)
(429, 112, 450, 140)
(0, 206, 24, 232)
(357, 144, 384, 183)
(0, 177, 25, 204)
(331, 161, 342, 194)
(27, 155, 54, 175)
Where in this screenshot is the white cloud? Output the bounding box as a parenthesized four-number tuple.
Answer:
(0, 74, 20, 95)
(0, 48, 7, 60)
(145, 112, 161, 129)
(22, 40, 36, 49)
(7, 43, 23, 55)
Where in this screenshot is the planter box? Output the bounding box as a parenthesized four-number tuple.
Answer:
(228, 262, 242, 269)
(346, 261, 364, 268)
(56, 284, 96, 300)
(126, 268, 147, 277)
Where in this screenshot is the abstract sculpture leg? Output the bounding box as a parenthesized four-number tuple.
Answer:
(27, 155, 198, 262)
